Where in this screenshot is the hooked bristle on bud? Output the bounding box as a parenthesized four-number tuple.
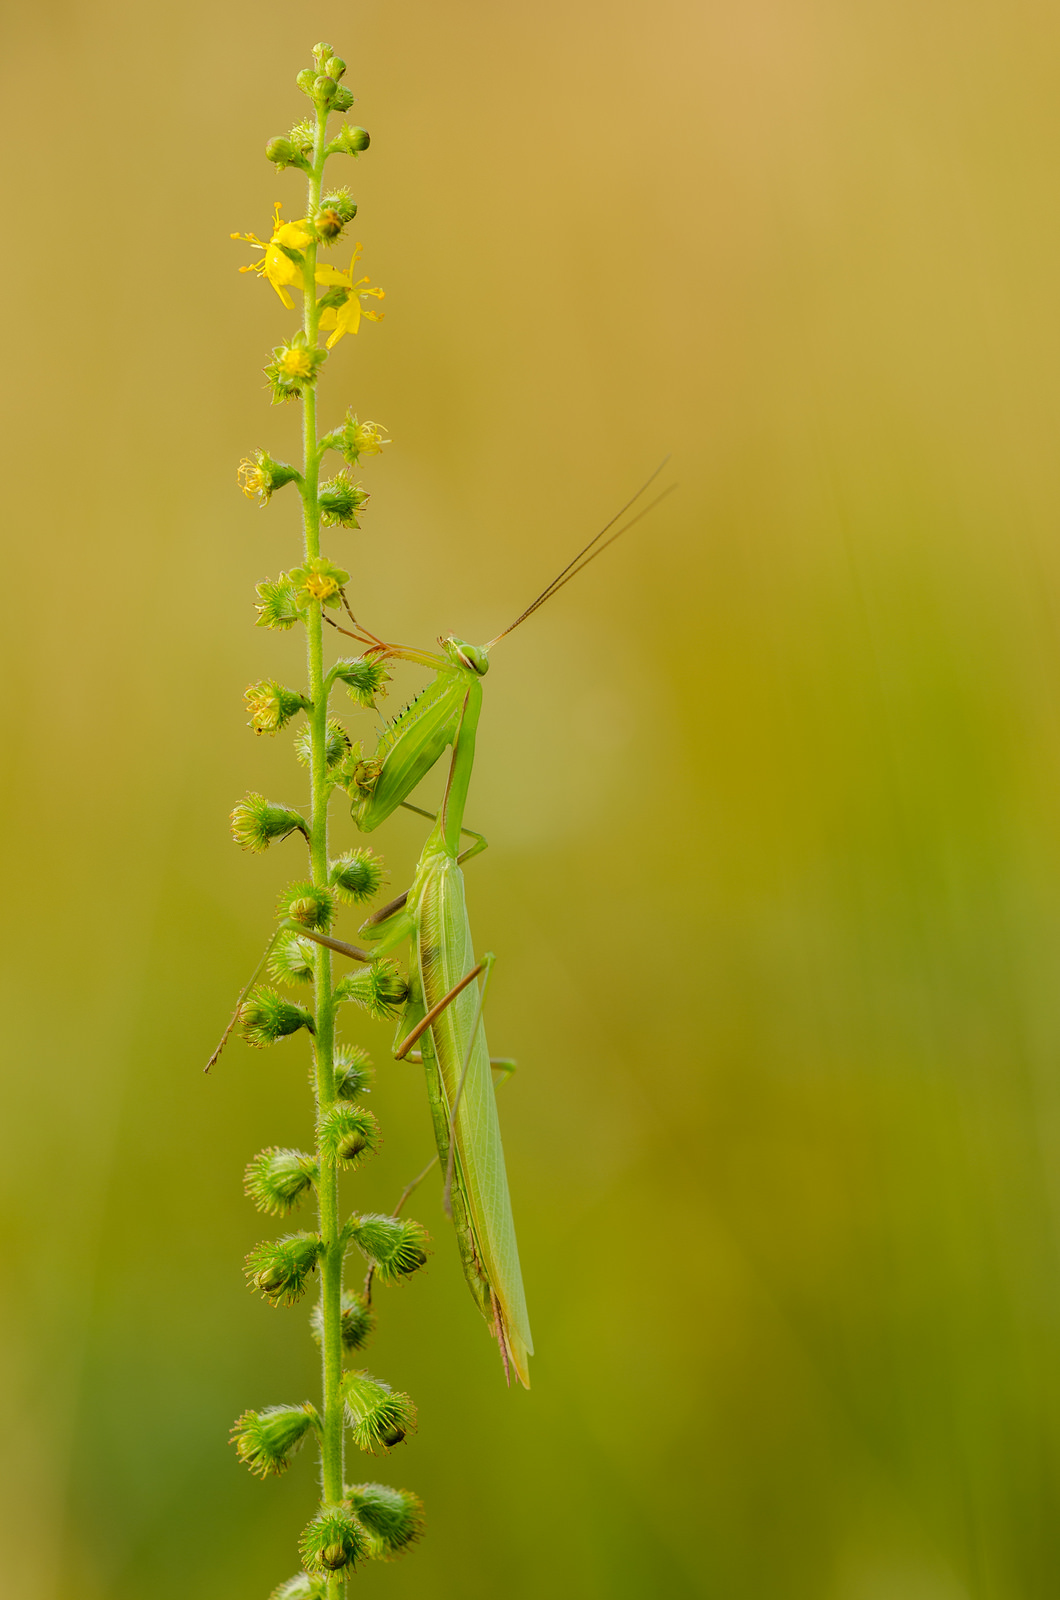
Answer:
(270, 1576, 327, 1600)
(265, 333, 328, 403)
(345, 1214, 430, 1283)
(239, 987, 314, 1046)
(330, 655, 389, 707)
(254, 573, 301, 631)
(244, 680, 310, 735)
(277, 882, 335, 931)
(341, 1372, 417, 1453)
(311, 1288, 375, 1353)
(329, 848, 383, 902)
(238, 448, 301, 504)
(288, 557, 350, 609)
(317, 1103, 381, 1168)
(299, 1505, 368, 1574)
(231, 1404, 318, 1477)
(333, 1042, 374, 1099)
(230, 793, 309, 853)
(334, 960, 408, 1019)
(345, 1482, 425, 1561)
(244, 1148, 318, 1215)
(295, 716, 351, 770)
(286, 119, 316, 159)
(245, 1232, 322, 1307)
(267, 930, 316, 986)
(318, 471, 369, 530)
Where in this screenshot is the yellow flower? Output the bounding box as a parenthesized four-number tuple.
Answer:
(278, 347, 314, 379)
(315, 244, 385, 346)
(304, 570, 340, 601)
(231, 203, 314, 308)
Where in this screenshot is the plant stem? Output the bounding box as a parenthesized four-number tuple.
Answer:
(302, 103, 344, 1555)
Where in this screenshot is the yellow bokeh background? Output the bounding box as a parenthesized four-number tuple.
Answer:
(4, 2, 1060, 1595)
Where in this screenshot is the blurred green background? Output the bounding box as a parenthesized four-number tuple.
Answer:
(4, 1, 1060, 1595)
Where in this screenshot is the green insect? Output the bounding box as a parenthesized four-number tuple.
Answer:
(303, 465, 674, 1388)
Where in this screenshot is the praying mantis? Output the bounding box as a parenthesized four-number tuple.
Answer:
(298, 465, 674, 1387)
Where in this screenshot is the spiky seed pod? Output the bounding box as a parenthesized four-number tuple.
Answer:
(299, 1505, 368, 1574)
(231, 1403, 318, 1477)
(329, 123, 371, 156)
(334, 960, 408, 1020)
(341, 1372, 417, 1453)
(344, 1482, 425, 1561)
(239, 987, 314, 1046)
(265, 333, 328, 403)
(333, 1043, 374, 1099)
(329, 848, 383, 903)
(287, 119, 315, 158)
(255, 573, 301, 631)
(317, 188, 357, 232)
(270, 1576, 327, 1600)
(288, 557, 350, 609)
(230, 793, 308, 853)
(238, 448, 302, 504)
(244, 1148, 318, 1215)
(318, 472, 369, 529)
(277, 882, 335, 932)
(318, 1103, 381, 1169)
(331, 85, 355, 113)
(320, 411, 390, 466)
(244, 680, 310, 735)
(245, 1232, 322, 1307)
(267, 930, 316, 986)
(346, 1214, 430, 1283)
(330, 656, 389, 707)
(295, 717, 350, 770)
(310, 1289, 376, 1353)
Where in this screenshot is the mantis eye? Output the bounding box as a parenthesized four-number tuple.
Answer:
(459, 643, 489, 675)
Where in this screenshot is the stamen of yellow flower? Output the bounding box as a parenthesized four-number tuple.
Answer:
(304, 573, 340, 601)
(238, 459, 267, 499)
(280, 348, 314, 379)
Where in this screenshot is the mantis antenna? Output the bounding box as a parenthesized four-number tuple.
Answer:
(487, 456, 676, 645)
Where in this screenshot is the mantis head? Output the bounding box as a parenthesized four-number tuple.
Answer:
(443, 637, 490, 675)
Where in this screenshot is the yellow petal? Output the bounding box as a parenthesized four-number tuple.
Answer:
(315, 266, 351, 286)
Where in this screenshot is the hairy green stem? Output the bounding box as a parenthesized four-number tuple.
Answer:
(301, 102, 344, 1558)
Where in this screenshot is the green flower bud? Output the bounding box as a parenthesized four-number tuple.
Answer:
(288, 556, 350, 609)
(331, 86, 355, 113)
(265, 332, 327, 404)
(314, 207, 344, 240)
(319, 472, 369, 529)
(318, 1102, 381, 1168)
(237, 449, 301, 505)
(231, 1403, 318, 1476)
(299, 1505, 368, 1574)
(329, 848, 383, 902)
(270, 1576, 327, 1600)
(244, 1147, 317, 1215)
(334, 960, 408, 1020)
(255, 573, 301, 631)
(230, 793, 308, 852)
(296, 67, 318, 96)
(313, 41, 335, 63)
(245, 1232, 322, 1306)
(344, 1482, 425, 1561)
(335, 741, 382, 799)
(244, 680, 310, 735)
(267, 930, 316, 986)
(295, 716, 350, 771)
(333, 1043, 374, 1100)
(239, 987, 314, 1046)
(265, 136, 307, 171)
(329, 655, 389, 708)
(311, 1288, 376, 1353)
(329, 123, 371, 157)
(346, 1213, 429, 1282)
(326, 55, 347, 79)
(314, 74, 337, 105)
(277, 881, 335, 931)
(341, 1371, 417, 1453)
